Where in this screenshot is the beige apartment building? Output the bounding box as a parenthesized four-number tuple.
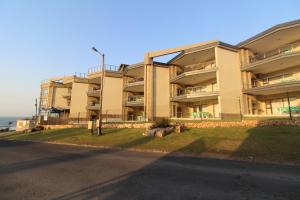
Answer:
(39, 75, 89, 119)
(86, 66, 123, 121)
(121, 62, 170, 121)
(239, 20, 300, 117)
(40, 66, 123, 121)
(40, 19, 300, 122)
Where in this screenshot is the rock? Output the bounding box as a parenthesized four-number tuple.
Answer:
(143, 128, 159, 137)
(155, 128, 166, 138)
(175, 124, 185, 133)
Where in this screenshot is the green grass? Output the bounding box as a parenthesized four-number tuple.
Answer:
(1, 126, 300, 163)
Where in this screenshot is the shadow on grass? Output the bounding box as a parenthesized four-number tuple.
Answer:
(2, 122, 300, 200)
(101, 128, 127, 135)
(231, 125, 300, 163)
(52, 121, 300, 200)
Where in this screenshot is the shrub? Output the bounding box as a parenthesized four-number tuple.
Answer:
(31, 126, 45, 132)
(151, 118, 171, 129)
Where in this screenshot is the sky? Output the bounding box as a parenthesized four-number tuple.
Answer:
(0, 0, 299, 117)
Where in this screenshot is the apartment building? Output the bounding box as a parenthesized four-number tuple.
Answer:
(168, 41, 242, 120)
(239, 20, 300, 117)
(40, 66, 123, 121)
(121, 62, 170, 121)
(86, 66, 123, 121)
(40, 19, 300, 122)
(39, 75, 89, 119)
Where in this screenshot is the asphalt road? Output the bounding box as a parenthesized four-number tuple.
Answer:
(0, 140, 299, 200)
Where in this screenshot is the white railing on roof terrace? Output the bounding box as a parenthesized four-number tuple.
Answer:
(88, 64, 119, 74)
(74, 72, 86, 78)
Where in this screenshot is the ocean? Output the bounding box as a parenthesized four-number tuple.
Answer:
(0, 117, 25, 131)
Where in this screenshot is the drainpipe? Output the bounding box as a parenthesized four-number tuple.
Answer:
(286, 92, 292, 120)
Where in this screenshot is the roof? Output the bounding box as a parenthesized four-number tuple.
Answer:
(237, 19, 300, 47)
(167, 41, 238, 64)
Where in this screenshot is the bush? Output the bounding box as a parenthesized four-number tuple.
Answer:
(31, 126, 45, 132)
(150, 118, 171, 129)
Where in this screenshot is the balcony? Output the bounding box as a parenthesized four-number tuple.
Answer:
(62, 92, 72, 99)
(87, 102, 100, 110)
(63, 105, 71, 110)
(124, 96, 144, 107)
(171, 86, 219, 102)
(124, 77, 144, 92)
(171, 61, 217, 85)
(242, 42, 300, 73)
(87, 89, 100, 97)
(244, 74, 300, 95)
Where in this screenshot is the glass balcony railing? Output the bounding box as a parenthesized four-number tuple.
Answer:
(251, 74, 299, 88)
(127, 96, 144, 103)
(175, 61, 216, 76)
(87, 87, 101, 96)
(249, 42, 300, 64)
(175, 85, 219, 97)
(127, 77, 144, 84)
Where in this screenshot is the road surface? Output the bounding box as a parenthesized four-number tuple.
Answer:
(0, 140, 299, 200)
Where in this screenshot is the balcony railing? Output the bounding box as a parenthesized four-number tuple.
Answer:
(249, 42, 300, 64)
(127, 77, 144, 84)
(128, 96, 144, 103)
(87, 88, 101, 96)
(176, 61, 216, 76)
(251, 74, 299, 88)
(87, 102, 100, 110)
(176, 85, 219, 96)
(62, 92, 72, 98)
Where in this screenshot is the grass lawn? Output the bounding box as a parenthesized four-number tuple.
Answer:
(1, 126, 300, 163)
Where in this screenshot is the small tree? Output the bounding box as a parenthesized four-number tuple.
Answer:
(8, 121, 13, 129)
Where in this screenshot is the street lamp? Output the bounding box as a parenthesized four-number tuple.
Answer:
(92, 47, 105, 135)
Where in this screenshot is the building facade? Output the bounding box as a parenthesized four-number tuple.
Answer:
(39, 19, 300, 122)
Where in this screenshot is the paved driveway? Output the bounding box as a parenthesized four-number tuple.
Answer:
(0, 140, 299, 200)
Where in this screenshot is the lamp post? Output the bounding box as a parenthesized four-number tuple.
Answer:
(92, 47, 105, 135)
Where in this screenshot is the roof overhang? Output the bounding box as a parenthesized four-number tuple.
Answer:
(238, 19, 300, 52)
(124, 81, 144, 93)
(168, 41, 237, 66)
(171, 69, 217, 85)
(125, 62, 144, 77)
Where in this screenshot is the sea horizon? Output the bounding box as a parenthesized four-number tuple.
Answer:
(0, 116, 31, 130)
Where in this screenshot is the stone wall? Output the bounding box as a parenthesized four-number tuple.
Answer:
(43, 124, 87, 129)
(103, 123, 149, 129)
(180, 119, 300, 128)
(42, 120, 300, 130)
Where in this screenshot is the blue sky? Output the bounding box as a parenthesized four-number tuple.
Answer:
(0, 0, 299, 117)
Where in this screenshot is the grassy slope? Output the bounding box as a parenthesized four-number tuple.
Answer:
(1, 126, 300, 163)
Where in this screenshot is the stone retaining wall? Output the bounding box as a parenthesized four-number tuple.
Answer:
(181, 120, 300, 128)
(42, 120, 300, 130)
(43, 124, 87, 129)
(103, 123, 149, 129)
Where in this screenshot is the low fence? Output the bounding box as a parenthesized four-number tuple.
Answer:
(39, 117, 89, 125)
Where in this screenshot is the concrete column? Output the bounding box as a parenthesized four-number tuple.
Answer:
(144, 53, 154, 121)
